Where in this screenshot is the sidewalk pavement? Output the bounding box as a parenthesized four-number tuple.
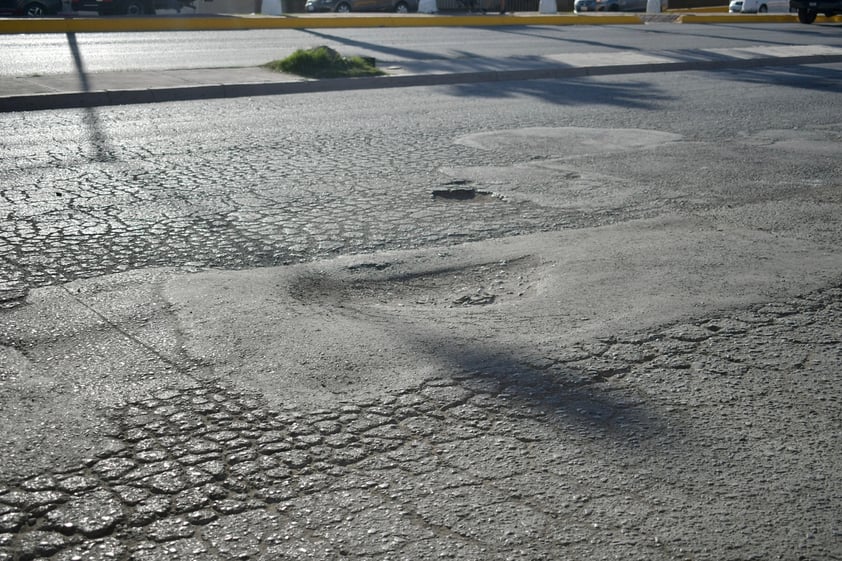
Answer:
(2, 42, 842, 111)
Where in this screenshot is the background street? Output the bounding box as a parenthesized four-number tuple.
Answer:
(3, 23, 842, 76)
(1, 23, 842, 561)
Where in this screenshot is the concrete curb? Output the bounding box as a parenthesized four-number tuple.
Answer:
(0, 13, 642, 33)
(4, 51, 842, 112)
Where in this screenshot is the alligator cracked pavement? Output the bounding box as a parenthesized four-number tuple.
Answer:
(2, 65, 842, 556)
(2, 212, 841, 560)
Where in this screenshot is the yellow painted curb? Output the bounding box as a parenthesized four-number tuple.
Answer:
(0, 13, 642, 34)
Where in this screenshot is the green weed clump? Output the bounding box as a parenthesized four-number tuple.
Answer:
(264, 46, 384, 79)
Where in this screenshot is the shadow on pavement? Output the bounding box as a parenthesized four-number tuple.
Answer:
(718, 64, 842, 91)
(699, 21, 842, 37)
(446, 75, 673, 109)
(425, 334, 666, 445)
(494, 25, 650, 51)
(283, 266, 670, 446)
(629, 25, 803, 47)
(298, 27, 445, 61)
(66, 32, 116, 163)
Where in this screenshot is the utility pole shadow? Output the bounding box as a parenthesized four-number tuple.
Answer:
(66, 32, 116, 163)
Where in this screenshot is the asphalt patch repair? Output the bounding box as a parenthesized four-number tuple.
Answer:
(1, 215, 842, 559)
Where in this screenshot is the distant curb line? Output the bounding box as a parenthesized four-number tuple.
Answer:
(0, 13, 641, 33)
(3, 52, 842, 112)
(2, 11, 840, 34)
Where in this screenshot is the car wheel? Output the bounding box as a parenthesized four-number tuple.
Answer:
(758, 3, 767, 11)
(797, 6, 816, 21)
(23, 1, 47, 15)
(124, 0, 146, 14)
(394, 0, 408, 11)
(335, 1, 350, 10)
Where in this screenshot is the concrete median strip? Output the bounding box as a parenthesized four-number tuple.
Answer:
(2, 43, 842, 112)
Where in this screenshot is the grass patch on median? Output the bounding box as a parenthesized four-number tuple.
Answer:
(263, 46, 384, 79)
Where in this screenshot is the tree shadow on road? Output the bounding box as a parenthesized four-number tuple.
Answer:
(619, 23, 809, 47)
(716, 64, 842, 92)
(287, 267, 673, 448)
(697, 21, 842, 39)
(420, 332, 667, 446)
(445, 75, 674, 109)
(298, 28, 446, 61)
(492, 25, 652, 51)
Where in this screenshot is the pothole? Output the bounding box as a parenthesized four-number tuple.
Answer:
(452, 290, 496, 307)
(432, 181, 504, 203)
(288, 255, 543, 310)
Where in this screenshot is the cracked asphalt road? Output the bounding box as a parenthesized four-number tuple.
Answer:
(1, 67, 842, 560)
(2, 278, 840, 560)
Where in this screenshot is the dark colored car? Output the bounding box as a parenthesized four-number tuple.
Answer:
(574, 0, 663, 10)
(574, 0, 643, 10)
(789, 0, 842, 21)
(71, 0, 193, 14)
(305, 0, 417, 12)
(0, 0, 61, 16)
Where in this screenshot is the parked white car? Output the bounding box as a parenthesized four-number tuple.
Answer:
(729, 0, 768, 11)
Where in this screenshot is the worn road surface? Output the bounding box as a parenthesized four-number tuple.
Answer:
(1, 56, 842, 560)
